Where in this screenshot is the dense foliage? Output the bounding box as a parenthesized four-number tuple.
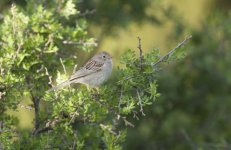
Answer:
(125, 13, 231, 150)
(0, 0, 189, 149)
(1, 0, 230, 149)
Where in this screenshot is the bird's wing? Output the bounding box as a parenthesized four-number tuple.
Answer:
(69, 59, 103, 81)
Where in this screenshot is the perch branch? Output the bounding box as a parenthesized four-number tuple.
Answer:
(152, 35, 192, 67)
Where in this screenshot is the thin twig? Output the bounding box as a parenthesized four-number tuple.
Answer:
(137, 36, 143, 70)
(181, 129, 198, 150)
(78, 9, 96, 17)
(60, 58, 67, 75)
(72, 64, 78, 74)
(152, 35, 192, 67)
(136, 89, 146, 116)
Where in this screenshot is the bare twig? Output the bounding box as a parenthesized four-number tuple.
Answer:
(72, 64, 78, 74)
(181, 129, 198, 150)
(152, 35, 192, 67)
(60, 58, 67, 75)
(137, 36, 143, 70)
(79, 9, 96, 17)
(136, 89, 146, 116)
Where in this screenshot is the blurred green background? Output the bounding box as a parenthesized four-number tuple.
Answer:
(2, 0, 231, 149)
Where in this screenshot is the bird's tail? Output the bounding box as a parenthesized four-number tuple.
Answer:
(47, 80, 72, 92)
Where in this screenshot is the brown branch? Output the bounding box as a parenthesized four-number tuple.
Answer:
(137, 36, 143, 70)
(31, 96, 40, 135)
(25, 75, 40, 135)
(32, 118, 61, 135)
(152, 35, 192, 67)
(33, 126, 53, 135)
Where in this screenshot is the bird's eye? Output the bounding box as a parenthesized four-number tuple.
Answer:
(103, 55, 106, 58)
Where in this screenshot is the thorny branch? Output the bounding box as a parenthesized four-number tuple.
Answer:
(152, 35, 192, 67)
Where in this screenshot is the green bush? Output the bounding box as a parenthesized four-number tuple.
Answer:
(0, 1, 189, 149)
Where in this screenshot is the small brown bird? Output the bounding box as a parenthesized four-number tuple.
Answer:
(49, 51, 113, 91)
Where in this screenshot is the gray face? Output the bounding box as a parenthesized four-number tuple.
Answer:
(95, 51, 112, 63)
